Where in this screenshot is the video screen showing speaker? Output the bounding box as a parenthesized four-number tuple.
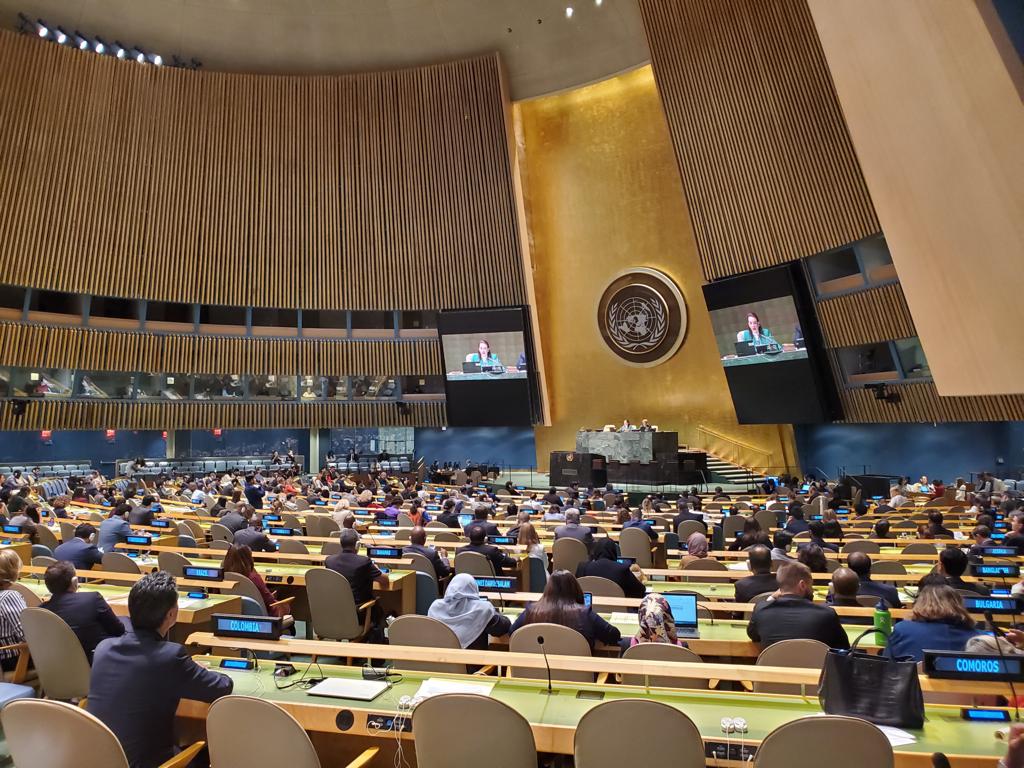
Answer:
(439, 307, 539, 426)
(702, 264, 840, 424)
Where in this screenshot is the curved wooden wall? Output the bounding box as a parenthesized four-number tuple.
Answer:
(0, 324, 441, 377)
(836, 379, 1024, 423)
(815, 283, 916, 348)
(0, 31, 526, 310)
(637, 0, 880, 280)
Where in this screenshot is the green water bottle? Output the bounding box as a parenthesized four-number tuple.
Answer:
(873, 599, 892, 646)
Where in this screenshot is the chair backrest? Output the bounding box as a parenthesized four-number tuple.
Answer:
(9, 582, 42, 608)
(841, 540, 879, 554)
(278, 539, 309, 555)
(59, 522, 77, 543)
(397, 513, 414, 527)
(208, 540, 231, 551)
(2, 699, 130, 768)
(856, 594, 880, 607)
(753, 639, 830, 694)
(181, 519, 206, 539)
(722, 515, 747, 539)
(901, 543, 937, 563)
(305, 567, 363, 640)
(281, 513, 302, 529)
(681, 556, 729, 583)
(754, 509, 777, 531)
(387, 615, 465, 674)
(405, 552, 439, 585)
(210, 523, 234, 543)
(100, 552, 141, 574)
(35, 526, 59, 551)
(870, 560, 907, 575)
(619, 527, 653, 567)
(413, 693, 536, 768)
(527, 555, 549, 594)
(575, 699, 705, 768)
(20, 608, 91, 700)
(454, 551, 494, 577)
(675, 520, 705, 540)
(157, 551, 192, 577)
(552, 537, 589, 574)
(433, 531, 462, 543)
(207, 695, 321, 768)
(303, 515, 323, 538)
(621, 643, 707, 689)
(223, 572, 268, 611)
(577, 575, 624, 598)
(32, 555, 57, 568)
(393, 529, 412, 542)
(509, 623, 593, 683)
(754, 715, 893, 768)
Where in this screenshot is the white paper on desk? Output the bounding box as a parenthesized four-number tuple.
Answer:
(414, 678, 496, 699)
(727, 562, 748, 571)
(875, 725, 917, 747)
(610, 612, 639, 625)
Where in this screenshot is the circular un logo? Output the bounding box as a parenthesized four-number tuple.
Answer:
(597, 268, 687, 366)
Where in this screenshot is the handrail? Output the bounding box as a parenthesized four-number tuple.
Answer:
(694, 425, 774, 470)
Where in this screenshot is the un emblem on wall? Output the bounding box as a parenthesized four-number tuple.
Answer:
(597, 268, 687, 366)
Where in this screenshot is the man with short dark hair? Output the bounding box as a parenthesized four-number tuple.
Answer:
(40, 561, 124, 659)
(771, 530, 796, 563)
(968, 525, 996, 557)
(869, 519, 891, 540)
(784, 507, 810, 535)
(325, 529, 388, 606)
(928, 511, 955, 539)
(232, 508, 277, 553)
(244, 475, 265, 509)
(672, 501, 706, 534)
(217, 505, 248, 534)
(623, 507, 658, 541)
(97, 503, 132, 553)
(734, 545, 779, 603)
(829, 568, 869, 624)
(404, 526, 451, 581)
(461, 525, 516, 576)
(542, 487, 564, 507)
(128, 495, 158, 527)
(938, 547, 989, 595)
(1004, 513, 1024, 554)
(712, 486, 731, 501)
(553, 509, 594, 549)
(53, 523, 103, 570)
(846, 552, 902, 608)
(88, 572, 232, 767)
(746, 562, 849, 649)
(464, 505, 499, 537)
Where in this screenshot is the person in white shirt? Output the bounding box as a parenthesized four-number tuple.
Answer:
(189, 484, 207, 505)
(542, 505, 566, 522)
(954, 477, 967, 502)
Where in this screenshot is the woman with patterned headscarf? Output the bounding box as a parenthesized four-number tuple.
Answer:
(631, 593, 682, 646)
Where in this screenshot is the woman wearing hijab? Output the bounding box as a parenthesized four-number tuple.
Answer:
(678, 532, 709, 566)
(575, 538, 646, 598)
(631, 594, 683, 646)
(427, 573, 511, 650)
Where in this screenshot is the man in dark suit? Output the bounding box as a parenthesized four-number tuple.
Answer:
(88, 572, 232, 768)
(53, 523, 103, 570)
(846, 552, 902, 608)
(461, 525, 517, 576)
(217, 506, 249, 534)
(40, 561, 125, 660)
(233, 520, 278, 553)
(541, 487, 564, 507)
(404, 526, 451, 581)
(1004, 513, 1024, 554)
(463, 506, 499, 538)
(244, 476, 266, 509)
(746, 562, 850, 649)
(784, 507, 810, 535)
(938, 547, 990, 595)
(553, 510, 594, 550)
(436, 500, 461, 529)
(672, 501, 706, 534)
(622, 508, 658, 541)
(734, 545, 779, 604)
(325, 529, 388, 606)
(575, 539, 645, 598)
(128, 496, 159, 527)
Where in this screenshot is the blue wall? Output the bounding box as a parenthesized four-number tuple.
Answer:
(175, 430, 309, 462)
(795, 422, 1024, 482)
(414, 427, 537, 469)
(0, 430, 165, 471)
(994, 0, 1024, 63)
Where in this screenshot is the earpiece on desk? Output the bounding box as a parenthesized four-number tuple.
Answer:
(398, 695, 413, 710)
(720, 717, 735, 733)
(733, 717, 748, 733)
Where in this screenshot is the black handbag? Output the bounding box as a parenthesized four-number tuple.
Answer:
(818, 628, 925, 728)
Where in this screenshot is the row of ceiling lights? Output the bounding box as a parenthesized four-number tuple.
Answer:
(16, 12, 200, 69)
(565, 0, 603, 19)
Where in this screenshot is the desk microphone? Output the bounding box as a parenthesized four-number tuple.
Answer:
(536, 635, 554, 695)
(985, 611, 1020, 722)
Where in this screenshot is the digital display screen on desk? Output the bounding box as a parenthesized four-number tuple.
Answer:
(702, 263, 840, 424)
(367, 547, 401, 559)
(150, 519, 171, 528)
(126, 535, 151, 545)
(924, 651, 1024, 682)
(488, 536, 516, 545)
(971, 564, 1020, 578)
(262, 514, 281, 522)
(375, 518, 398, 527)
(183, 566, 224, 581)
(267, 527, 296, 537)
(439, 307, 539, 426)
(962, 596, 1020, 614)
(982, 546, 1018, 557)
(473, 576, 515, 592)
(212, 613, 283, 640)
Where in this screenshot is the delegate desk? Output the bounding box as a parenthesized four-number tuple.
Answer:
(180, 640, 1008, 767)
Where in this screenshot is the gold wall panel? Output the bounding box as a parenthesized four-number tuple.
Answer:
(636, 0, 880, 279)
(0, 323, 442, 376)
(515, 67, 797, 473)
(808, 0, 1024, 396)
(0, 32, 525, 311)
(816, 283, 916, 348)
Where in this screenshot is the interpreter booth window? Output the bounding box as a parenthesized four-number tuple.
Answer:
(0, 369, 9, 398)
(400, 375, 444, 395)
(351, 311, 395, 339)
(837, 343, 900, 386)
(351, 376, 398, 400)
(9, 367, 73, 398)
(146, 300, 194, 333)
(322, 376, 349, 400)
(88, 296, 141, 330)
(299, 376, 321, 401)
(251, 308, 298, 338)
(75, 371, 134, 399)
(301, 309, 347, 338)
(134, 373, 190, 400)
(193, 374, 244, 399)
(26, 289, 85, 326)
(0, 285, 25, 321)
(250, 375, 297, 400)
(894, 338, 931, 380)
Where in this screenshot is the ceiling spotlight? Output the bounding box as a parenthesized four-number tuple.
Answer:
(36, 20, 48, 38)
(595, 0, 603, 5)
(94, 37, 106, 54)
(115, 41, 127, 59)
(74, 31, 89, 50)
(151, 54, 163, 66)
(55, 28, 67, 44)
(132, 49, 146, 64)
(565, 6, 574, 18)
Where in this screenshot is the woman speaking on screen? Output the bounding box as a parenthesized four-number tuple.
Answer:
(736, 312, 777, 346)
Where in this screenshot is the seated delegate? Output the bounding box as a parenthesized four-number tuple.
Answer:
(631, 593, 684, 647)
(40, 561, 125, 660)
(510, 570, 622, 650)
(427, 573, 511, 649)
(575, 539, 645, 598)
(746, 562, 850, 649)
(886, 576, 983, 662)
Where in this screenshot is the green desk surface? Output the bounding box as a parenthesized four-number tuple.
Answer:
(154, 557, 414, 585)
(20, 579, 237, 610)
(721, 349, 809, 367)
(193, 656, 1003, 759)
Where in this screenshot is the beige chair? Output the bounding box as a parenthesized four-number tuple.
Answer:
(752, 639, 829, 695)
(157, 551, 192, 577)
(552, 537, 589, 574)
(393, 529, 412, 542)
(509, 623, 596, 683)
(722, 515, 747, 540)
(35, 525, 59, 551)
(179, 519, 206, 540)
(302, 515, 324, 537)
(9, 582, 42, 608)
(101, 552, 141, 574)
(397, 513, 414, 527)
(575, 699, 705, 768)
(841, 540, 880, 554)
(871, 560, 907, 576)
(2, 698, 205, 768)
(209, 523, 234, 543)
(305, 567, 375, 644)
(320, 540, 341, 556)
(32, 555, 57, 568)
(207, 695, 377, 768)
(281, 513, 303, 529)
(754, 715, 893, 768)
(901, 542, 937, 563)
(208, 540, 231, 552)
(856, 594, 881, 607)
(59, 521, 77, 543)
(675, 520, 705, 540)
(753, 509, 777, 532)
(425, 521, 447, 529)
(621, 643, 707, 689)
(577, 576, 624, 598)
(413, 694, 536, 768)
(318, 517, 341, 537)
(405, 552, 440, 587)
(278, 539, 309, 555)
(619, 526, 654, 568)
(433, 531, 462, 543)
(223, 573, 294, 617)
(454, 551, 494, 577)
(387, 615, 466, 674)
(20, 608, 90, 700)
(682, 557, 729, 583)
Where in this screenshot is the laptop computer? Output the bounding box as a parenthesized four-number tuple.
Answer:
(734, 341, 756, 357)
(462, 361, 480, 374)
(661, 593, 700, 638)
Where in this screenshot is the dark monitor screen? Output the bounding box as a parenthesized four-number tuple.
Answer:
(702, 263, 840, 423)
